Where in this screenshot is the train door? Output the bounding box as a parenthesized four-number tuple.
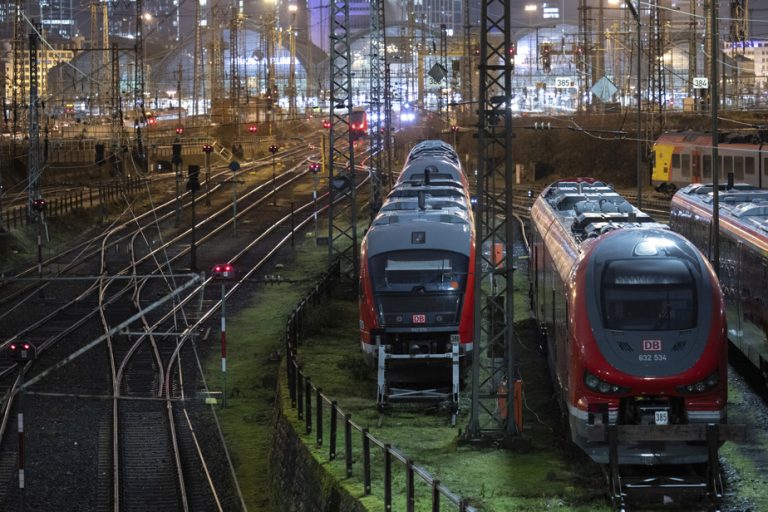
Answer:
(691, 151, 701, 183)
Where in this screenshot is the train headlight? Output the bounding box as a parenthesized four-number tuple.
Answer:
(584, 371, 628, 395)
(677, 370, 720, 394)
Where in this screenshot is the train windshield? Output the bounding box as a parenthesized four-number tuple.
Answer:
(600, 259, 697, 331)
(370, 250, 468, 294)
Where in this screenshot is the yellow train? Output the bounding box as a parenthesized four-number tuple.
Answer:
(651, 131, 767, 193)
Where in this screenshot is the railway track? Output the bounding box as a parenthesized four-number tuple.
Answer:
(0, 138, 361, 510)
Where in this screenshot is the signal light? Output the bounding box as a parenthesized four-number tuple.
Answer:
(322, 119, 331, 129)
(211, 263, 235, 279)
(508, 44, 517, 56)
(248, 125, 258, 134)
(309, 162, 320, 173)
(32, 198, 47, 212)
(147, 117, 157, 126)
(451, 125, 459, 133)
(202, 144, 213, 153)
(269, 144, 279, 154)
(175, 126, 184, 135)
(9, 341, 36, 362)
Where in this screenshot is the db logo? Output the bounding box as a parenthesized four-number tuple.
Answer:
(642, 340, 662, 351)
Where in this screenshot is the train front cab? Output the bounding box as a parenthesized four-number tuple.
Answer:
(567, 230, 728, 465)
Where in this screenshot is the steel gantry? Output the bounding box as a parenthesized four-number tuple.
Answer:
(468, 0, 519, 439)
(327, 0, 358, 279)
(12, 0, 24, 140)
(134, 0, 147, 173)
(28, 23, 42, 222)
(368, 0, 387, 221)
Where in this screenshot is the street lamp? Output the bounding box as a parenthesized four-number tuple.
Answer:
(269, 144, 279, 206)
(211, 263, 236, 407)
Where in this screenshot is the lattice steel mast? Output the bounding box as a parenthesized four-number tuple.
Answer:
(134, 0, 147, 172)
(368, 0, 386, 221)
(327, 0, 358, 279)
(28, 23, 42, 220)
(467, 0, 518, 438)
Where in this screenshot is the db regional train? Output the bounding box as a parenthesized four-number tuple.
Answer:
(529, 178, 728, 464)
(670, 183, 768, 382)
(652, 130, 768, 193)
(359, 140, 473, 401)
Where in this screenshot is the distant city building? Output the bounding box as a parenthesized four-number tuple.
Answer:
(2, 45, 74, 100)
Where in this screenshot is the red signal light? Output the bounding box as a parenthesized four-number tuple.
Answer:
(9, 344, 16, 351)
(175, 126, 184, 135)
(248, 125, 258, 134)
(322, 119, 331, 129)
(269, 144, 279, 154)
(202, 144, 213, 153)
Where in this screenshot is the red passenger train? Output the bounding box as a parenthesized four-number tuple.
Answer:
(359, 140, 474, 406)
(670, 183, 768, 382)
(529, 178, 728, 464)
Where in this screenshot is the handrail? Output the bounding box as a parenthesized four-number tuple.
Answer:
(281, 260, 476, 512)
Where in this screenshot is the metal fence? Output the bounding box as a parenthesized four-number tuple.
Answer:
(282, 259, 476, 512)
(1, 177, 146, 230)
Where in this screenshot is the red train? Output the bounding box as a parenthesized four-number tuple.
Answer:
(359, 140, 474, 406)
(670, 184, 768, 382)
(529, 178, 728, 464)
(349, 107, 367, 141)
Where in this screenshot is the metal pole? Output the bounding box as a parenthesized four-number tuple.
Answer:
(205, 152, 211, 206)
(175, 163, 181, 227)
(190, 190, 197, 272)
(220, 282, 227, 408)
(711, 0, 720, 276)
(232, 168, 237, 236)
(17, 367, 25, 512)
(624, 0, 642, 208)
(272, 154, 277, 206)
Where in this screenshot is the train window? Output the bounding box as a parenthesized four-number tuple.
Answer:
(734, 156, 744, 180)
(703, 155, 712, 179)
(601, 259, 696, 331)
(671, 154, 681, 171)
(681, 154, 691, 178)
(370, 250, 469, 294)
(745, 157, 755, 176)
(723, 156, 733, 177)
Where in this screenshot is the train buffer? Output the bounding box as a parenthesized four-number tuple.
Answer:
(376, 342, 460, 425)
(586, 423, 747, 509)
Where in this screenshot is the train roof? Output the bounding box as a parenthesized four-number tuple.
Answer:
(365, 212, 472, 256)
(655, 130, 767, 145)
(538, 179, 662, 241)
(381, 196, 468, 212)
(398, 158, 465, 185)
(673, 185, 768, 235)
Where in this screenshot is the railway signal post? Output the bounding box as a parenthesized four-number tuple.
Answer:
(211, 264, 235, 407)
(269, 144, 279, 206)
(229, 161, 240, 236)
(202, 144, 213, 205)
(309, 162, 321, 239)
(187, 165, 201, 272)
(10, 341, 36, 511)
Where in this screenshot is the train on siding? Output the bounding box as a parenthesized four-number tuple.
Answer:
(670, 183, 768, 382)
(651, 130, 768, 193)
(529, 178, 728, 465)
(349, 107, 368, 141)
(358, 140, 474, 406)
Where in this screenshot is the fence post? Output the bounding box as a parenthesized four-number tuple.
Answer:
(384, 444, 392, 512)
(329, 401, 338, 460)
(406, 459, 415, 512)
(297, 367, 304, 419)
(432, 479, 440, 512)
(363, 429, 371, 495)
(316, 388, 323, 446)
(287, 355, 296, 408)
(344, 414, 353, 478)
(305, 376, 312, 435)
